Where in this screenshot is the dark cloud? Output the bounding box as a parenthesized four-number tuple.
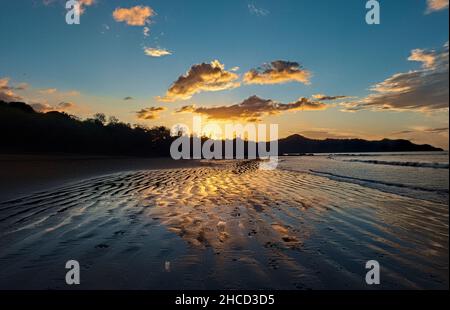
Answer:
(175, 95, 327, 121)
(57, 101, 75, 109)
(136, 107, 166, 120)
(312, 94, 348, 101)
(342, 43, 449, 112)
(244, 60, 311, 85)
(158, 60, 240, 102)
(393, 127, 449, 135)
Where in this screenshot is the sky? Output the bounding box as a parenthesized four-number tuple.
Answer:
(0, 0, 449, 148)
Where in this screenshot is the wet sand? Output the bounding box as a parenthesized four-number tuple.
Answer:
(0, 160, 448, 289)
(0, 154, 200, 202)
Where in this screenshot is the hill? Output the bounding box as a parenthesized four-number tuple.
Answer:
(0, 100, 443, 156)
(278, 134, 443, 154)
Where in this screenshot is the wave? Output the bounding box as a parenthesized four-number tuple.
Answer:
(309, 169, 449, 197)
(343, 159, 449, 169)
(327, 152, 448, 157)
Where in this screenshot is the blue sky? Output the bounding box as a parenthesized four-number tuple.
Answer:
(0, 0, 449, 148)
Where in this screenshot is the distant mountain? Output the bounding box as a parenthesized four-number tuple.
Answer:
(278, 134, 443, 154)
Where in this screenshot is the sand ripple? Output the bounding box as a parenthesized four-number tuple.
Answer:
(0, 161, 448, 289)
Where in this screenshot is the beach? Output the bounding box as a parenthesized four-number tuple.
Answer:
(0, 154, 200, 202)
(0, 154, 448, 289)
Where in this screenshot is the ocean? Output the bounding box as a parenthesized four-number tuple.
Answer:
(279, 152, 449, 204)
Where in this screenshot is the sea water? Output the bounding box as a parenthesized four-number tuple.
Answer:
(279, 152, 449, 204)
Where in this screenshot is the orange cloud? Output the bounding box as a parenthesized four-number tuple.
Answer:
(176, 95, 327, 121)
(113, 6, 155, 26)
(426, 0, 449, 13)
(78, 0, 95, 14)
(30, 101, 77, 113)
(408, 48, 438, 69)
(158, 60, 240, 102)
(0, 77, 24, 102)
(43, 0, 95, 14)
(136, 107, 166, 120)
(244, 60, 311, 85)
(38, 88, 57, 95)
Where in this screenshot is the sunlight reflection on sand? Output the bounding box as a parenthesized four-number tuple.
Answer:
(0, 160, 447, 289)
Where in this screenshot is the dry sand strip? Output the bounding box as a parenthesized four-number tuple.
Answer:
(0, 160, 447, 289)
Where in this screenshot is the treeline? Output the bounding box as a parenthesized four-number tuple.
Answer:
(0, 100, 443, 157)
(0, 101, 173, 156)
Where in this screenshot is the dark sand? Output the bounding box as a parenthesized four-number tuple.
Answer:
(0, 157, 448, 289)
(0, 154, 200, 202)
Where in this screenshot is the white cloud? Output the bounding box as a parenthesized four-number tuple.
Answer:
(143, 27, 150, 37)
(144, 47, 172, 57)
(248, 4, 270, 16)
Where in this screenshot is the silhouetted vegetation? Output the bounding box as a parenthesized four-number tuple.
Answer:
(0, 101, 443, 157)
(0, 101, 173, 156)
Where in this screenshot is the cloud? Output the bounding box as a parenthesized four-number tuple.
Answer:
(77, 0, 95, 14)
(1, 78, 15, 90)
(57, 101, 75, 109)
(175, 95, 327, 121)
(0, 89, 21, 102)
(143, 26, 150, 37)
(243, 60, 311, 85)
(248, 4, 270, 16)
(1, 78, 81, 113)
(392, 127, 449, 134)
(0, 77, 23, 102)
(123, 96, 134, 101)
(312, 94, 348, 101)
(29, 102, 53, 113)
(426, 0, 449, 13)
(158, 60, 240, 102)
(113, 6, 155, 26)
(391, 126, 449, 149)
(136, 106, 166, 120)
(100, 24, 110, 34)
(38, 88, 58, 95)
(408, 48, 438, 69)
(298, 129, 359, 140)
(37, 88, 80, 97)
(30, 101, 76, 113)
(43, 0, 95, 14)
(342, 43, 449, 112)
(144, 47, 172, 57)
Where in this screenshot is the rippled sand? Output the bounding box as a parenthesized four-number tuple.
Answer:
(0, 161, 448, 289)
